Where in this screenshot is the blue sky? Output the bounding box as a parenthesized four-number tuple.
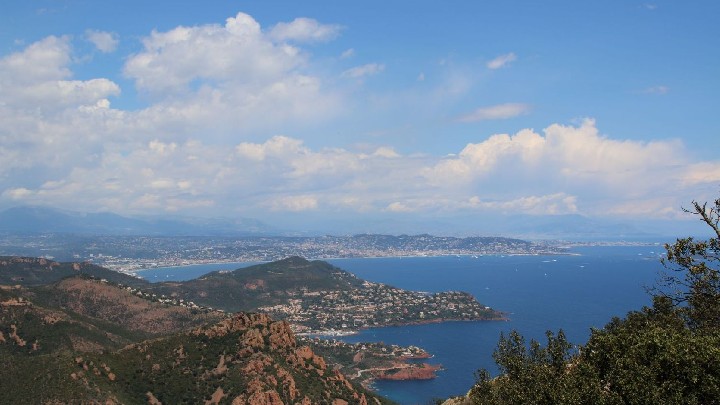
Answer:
(1, 1, 719, 235)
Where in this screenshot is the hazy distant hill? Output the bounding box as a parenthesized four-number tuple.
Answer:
(342, 214, 658, 240)
(1, 204, 690, 240)
(489, 213, 656, 240)
(0, 206, 275, 236)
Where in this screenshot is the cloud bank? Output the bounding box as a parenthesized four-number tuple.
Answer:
(0, 11, 717, 231)
(85, 30, 119, 53)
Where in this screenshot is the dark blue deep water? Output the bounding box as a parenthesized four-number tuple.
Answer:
(136, 246, 665, 405)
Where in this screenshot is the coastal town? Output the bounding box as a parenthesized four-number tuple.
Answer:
(258, 279, 504, 333)
(0, 233, 566, 272)
(83, 259, 503, 335)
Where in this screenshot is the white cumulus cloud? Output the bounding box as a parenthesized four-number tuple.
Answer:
(269, 17, 342, 43)
(119, 12, 344, 139)
(0, 35, 124, 182)
(0, 11, 717, 226)
(85, 30, 119, 53)
(0, 36, 71, 84)
(124, 12, 304, 94)
(428, 119, 683, 185)
(236, 136, 305, 161)
(1, 118, 716, 221)
(0, 36, 120, 109)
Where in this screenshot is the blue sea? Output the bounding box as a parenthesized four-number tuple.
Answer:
(136, 245, 665, 405)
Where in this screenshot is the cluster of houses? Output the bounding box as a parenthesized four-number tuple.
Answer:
(257, 280, 494, 333)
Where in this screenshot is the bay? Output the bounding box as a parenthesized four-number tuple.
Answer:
(134, 245, 665, 405)
(328, 246, 664, 404)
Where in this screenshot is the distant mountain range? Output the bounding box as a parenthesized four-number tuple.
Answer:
(0, 206, 276, 236)
(483, 213, 653, 240)
(0, 204, 701, 240)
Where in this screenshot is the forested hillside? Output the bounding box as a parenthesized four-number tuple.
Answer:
(0, 274, 389, 404)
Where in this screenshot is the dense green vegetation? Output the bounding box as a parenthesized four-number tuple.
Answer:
(148, 256, 365, 311)
(0, 256, 147, 287)
(147, 256, 502, 330)
(463, 198, 720, 405)
(3, 255, 496, 331)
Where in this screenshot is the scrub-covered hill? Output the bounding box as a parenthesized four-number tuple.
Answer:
(0, 276, 389, 404)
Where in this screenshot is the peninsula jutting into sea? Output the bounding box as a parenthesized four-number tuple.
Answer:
(0, 254, 503, 396)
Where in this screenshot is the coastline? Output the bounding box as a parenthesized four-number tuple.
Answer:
(115, 251, 577, 273)
(101, 241, 658, 273)
(298, 315, 510, 339)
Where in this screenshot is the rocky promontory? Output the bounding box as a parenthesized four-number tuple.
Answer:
(374, 363, 443, 381)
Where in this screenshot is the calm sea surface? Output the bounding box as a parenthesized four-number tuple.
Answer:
(136, 246, 665, 404)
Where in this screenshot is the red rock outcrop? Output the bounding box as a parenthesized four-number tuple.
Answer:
(268, 320, 295, 349)
(374, 363, 441, 380)
(231, 378, 283, 405)
(194, 313, 274, 338)
(192, 313, 365, 404)
(276, 366, 300, 400)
